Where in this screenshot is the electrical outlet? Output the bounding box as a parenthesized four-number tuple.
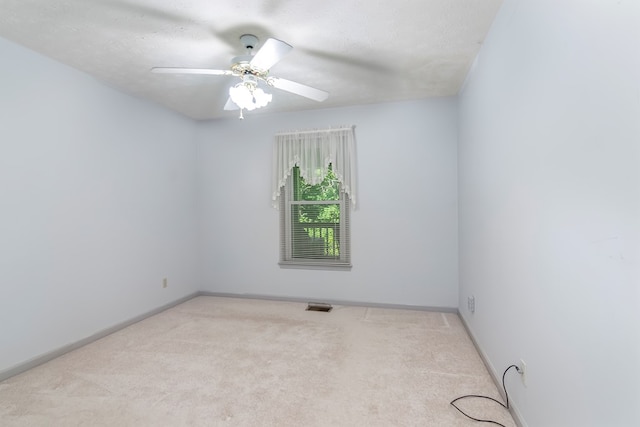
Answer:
(467, 296, 475, 313)
(162, 278, 168, 288)
(519, 359, 527, 387)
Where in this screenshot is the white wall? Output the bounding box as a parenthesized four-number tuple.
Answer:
(458, 1, 640, 426)
(197, 99, 459, 308)
(0, 37, 200, 374)
(10, 3, 637, 423)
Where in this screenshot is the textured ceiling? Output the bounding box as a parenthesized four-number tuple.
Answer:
(0, 0, 503, 120)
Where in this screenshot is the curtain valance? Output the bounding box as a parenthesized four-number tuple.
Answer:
(271, 126, 357, 209)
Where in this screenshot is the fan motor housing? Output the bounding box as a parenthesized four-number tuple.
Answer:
(230, 56, 268, 79)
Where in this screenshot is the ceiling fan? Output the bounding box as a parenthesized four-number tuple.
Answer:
(151, 34, 329, 118)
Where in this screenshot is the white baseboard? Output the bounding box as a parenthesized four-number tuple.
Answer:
(0, 292, 199, 382)
(199, 291, 458, 313)
(457, 311, 528, 427)
(0, 291, 459, 387)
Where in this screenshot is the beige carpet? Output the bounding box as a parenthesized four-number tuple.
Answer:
(0, 296, 517, 426)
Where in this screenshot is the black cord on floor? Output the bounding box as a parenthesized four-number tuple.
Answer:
(450, 364, 520, 426)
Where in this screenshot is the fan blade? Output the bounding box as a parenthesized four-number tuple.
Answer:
(224, 97, 239, 111)
(151, 67, 233, 76)
(250, 38, 292, 71)
(269, 78, 329, 102)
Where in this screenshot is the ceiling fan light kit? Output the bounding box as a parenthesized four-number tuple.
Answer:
(151, 34, 329, 119)
(229, 80, 272, 112)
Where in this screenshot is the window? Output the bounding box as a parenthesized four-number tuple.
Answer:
(280, 164, 351, 268)
(272, 126, 357, 270)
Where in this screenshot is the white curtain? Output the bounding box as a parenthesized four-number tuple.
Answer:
(271, 126, 357, 209)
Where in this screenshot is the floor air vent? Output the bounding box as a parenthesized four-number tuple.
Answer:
(306, 302, 333, 312)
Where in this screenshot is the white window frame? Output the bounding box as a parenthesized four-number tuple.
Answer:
(279, 170, 351, 270)
(272, 126, 356, 270)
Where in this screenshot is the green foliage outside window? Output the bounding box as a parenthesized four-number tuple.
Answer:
(291, 164, 341, 258)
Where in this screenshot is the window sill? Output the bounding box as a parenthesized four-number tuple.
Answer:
(279, 261, 352, 271)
